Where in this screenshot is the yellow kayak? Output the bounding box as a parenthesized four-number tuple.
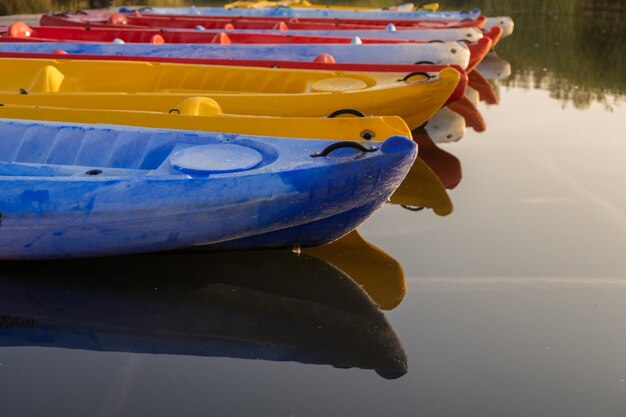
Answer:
(0, 98, 411, 142)
(225, 0, 439, 11)
(0, 58, 460, 130)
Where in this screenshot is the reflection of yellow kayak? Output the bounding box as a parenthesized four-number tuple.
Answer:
(389, 156, 453, 216)
(0, 98, 411, 142)
(0, 58, 459, 130)
(225, 0, 439, 12)
(305, 230, 406, 310)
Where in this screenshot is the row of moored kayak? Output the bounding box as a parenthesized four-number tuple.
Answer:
(0, 2, 513, 259)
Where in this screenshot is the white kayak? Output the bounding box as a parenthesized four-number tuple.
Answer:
(0, 41, 471, 68)
(218, 26, 484, 42)
(119, 5, 482, 21)
(477, 51, 511, 80)
(485, 16, 514, 38)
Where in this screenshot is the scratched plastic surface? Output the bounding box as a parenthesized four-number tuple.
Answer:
(0, 119, 415, 258)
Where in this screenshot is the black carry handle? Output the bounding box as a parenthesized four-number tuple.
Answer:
(327, 108, 367, 118)
(414, 60, 435, 65)
(311, 141, 378, 157)
(399, 71, 433, 82)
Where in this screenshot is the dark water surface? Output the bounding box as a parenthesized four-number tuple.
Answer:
(1, 4, 625, 417)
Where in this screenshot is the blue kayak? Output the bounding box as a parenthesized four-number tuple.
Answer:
(120, 5, 481, 21)
(0, 119, 416, 259)
(0, 42, 466, 66)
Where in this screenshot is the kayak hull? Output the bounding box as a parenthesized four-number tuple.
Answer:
(0, 58, 461, 129)
(0, 119, 416, 259)
(0, 41, 471, 68)
(120, 5, 481, 21)
(0, 100, 412, 142)
(42, 10, 481, 30)
(39, 13, 483, 42)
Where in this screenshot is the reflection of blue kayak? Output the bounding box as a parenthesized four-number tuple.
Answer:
(120, 5, 480, 21)
(0, 250, 408, 379)
(0, 119, 415, 259)
(0, 42, 470, 67)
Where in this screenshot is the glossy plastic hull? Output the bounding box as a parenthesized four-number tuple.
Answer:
(68, 10, 489, 29)
(221, 27, 484, 42)
(0, 41, 471, 68)
(120, 5, 481, 21)
(0, 99, 412, 142)
(39, 13, 483, 42)
(0, 119, 416, 259)
(485, 16, 514, 37)
(0, 50, 468, 104)
(3, 24, 407, 45)
(222, 0, 436, 12)
(42, 11, 478, 30)
(0, 59, 461, 129)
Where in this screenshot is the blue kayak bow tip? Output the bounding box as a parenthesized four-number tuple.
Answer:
(381, 135, 416, 154)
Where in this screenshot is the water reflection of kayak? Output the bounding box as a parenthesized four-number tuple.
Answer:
(389, 154, 453, 216)
(477, 51, 511, 80)
(305, 230, 407, 310)
(446, 96, 486, 132)
(411, 130, 462, 189)
(468, 70, 498, 104)
(0, 249, 407, 379)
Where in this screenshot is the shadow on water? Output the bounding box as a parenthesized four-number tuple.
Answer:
(0, 232, 408, 380)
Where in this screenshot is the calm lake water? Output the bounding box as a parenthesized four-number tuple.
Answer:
(0, 3, 625, 417)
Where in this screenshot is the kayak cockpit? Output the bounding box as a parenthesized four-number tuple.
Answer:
(0, 161, 149, 177)
(0, 119, 279, 178)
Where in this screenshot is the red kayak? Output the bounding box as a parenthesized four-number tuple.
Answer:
(1, 23, 402, 45)
(40, 11, 487, 30)
(1, 23, 492, 72)
(468, 70, 498, 104)
(39, 13, 503, 47)
(0, 50, 467, 104)
(412, 132, 462, 189)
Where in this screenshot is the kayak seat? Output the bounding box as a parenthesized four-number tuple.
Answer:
(26, 65, 65, 93)
(151, 67, 312, 94)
